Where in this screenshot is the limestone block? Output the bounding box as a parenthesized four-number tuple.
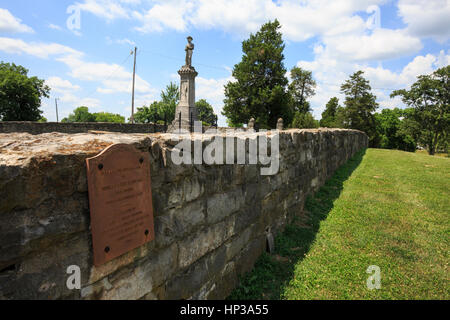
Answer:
(206, 190, 244, 224)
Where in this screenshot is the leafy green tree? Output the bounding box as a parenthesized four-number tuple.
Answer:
(62, 107, 126, 123)
(320, 97, 341, 128)
(134, 82, 179, 124)
(93, 112, 125, 123)
(391, 65, 449, 155)
(289, 66, 316, 114)
(0, 62, 50, 121)
(222, 20, 292, 129)
(340, 70, 379, 146)
(195, 99, 217, 126)
(291, 111, 319, 129)
(159, 82, 179, 123)
(133, 101, 162, 124)
(375, 108, 416, 152)
(61, 106, 96, 122)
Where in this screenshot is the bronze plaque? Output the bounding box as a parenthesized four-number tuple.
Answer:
(86, 144, 155, 266)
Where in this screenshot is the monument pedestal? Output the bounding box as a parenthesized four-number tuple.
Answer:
(170, 65, 198, 132)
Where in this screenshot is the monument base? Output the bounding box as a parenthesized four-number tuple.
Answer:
(169, 65, 199, 133)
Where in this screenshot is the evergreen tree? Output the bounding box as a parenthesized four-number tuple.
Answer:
(291, 112, 319, 129)
(340, 70, 379, 146)
(289, 66, 316, 113)
(320, 97, 340, 127)
(195, 99, 217, 126)
(222, 20, 292, 129)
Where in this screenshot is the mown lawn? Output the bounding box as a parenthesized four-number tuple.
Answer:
(228, 148, 449, 300)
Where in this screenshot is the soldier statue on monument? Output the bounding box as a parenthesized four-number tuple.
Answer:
(169, 36, 199, 132)
(185, 36, 194, 67)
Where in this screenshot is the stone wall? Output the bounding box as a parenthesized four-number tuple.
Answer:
(0, 121, 167, 134)
(0, 121, 244, 135)
(0, 129, 367, 300)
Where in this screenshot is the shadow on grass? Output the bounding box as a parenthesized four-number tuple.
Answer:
(227, 148, 367, 300)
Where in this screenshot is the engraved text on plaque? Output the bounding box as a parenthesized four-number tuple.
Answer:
(86, 143, 155, 266)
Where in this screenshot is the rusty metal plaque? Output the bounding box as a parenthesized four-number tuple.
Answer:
(86, 143, 154, 266)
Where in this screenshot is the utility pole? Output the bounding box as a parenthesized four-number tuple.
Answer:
(131, 47, 137, 124)
(55, 98, 59, 123)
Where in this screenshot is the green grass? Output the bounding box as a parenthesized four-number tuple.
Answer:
(228, 148, 450, 300)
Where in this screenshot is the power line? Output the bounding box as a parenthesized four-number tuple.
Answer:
(73, 51, 134, 106)
(138, 48, 231, 72)
(317, 80, 401, 91)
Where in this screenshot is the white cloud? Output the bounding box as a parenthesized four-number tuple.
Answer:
(0, 37, 83, 59)
(77, 0, 132, 20)
(57, 93, 101, 109)
(398, 0, 450, 42)
(321, 28, 422, 62)
(57, 53, 155, 96)
(133, 0, 193, 33)
(105, 36, 136, 47)
(48, 23, 62, 31)
(130, 0, 387, 42)
(46, 76, 81, 92)
(296, 50, 450, 119)
(129, 1, 422, 64)
(0, 8, 34, 33)
(0, 35, 156, 104)
(196, 75, 234, 126)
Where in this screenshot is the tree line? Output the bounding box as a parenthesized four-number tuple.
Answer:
(132, 82, 217, 126)
(0, 61, 217, 127)
(221, 20, 449, 155)
(1, 20, 448, 155)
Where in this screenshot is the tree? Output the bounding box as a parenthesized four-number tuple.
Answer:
(391, 65, 449, 155)
(134, 82, 179, 124)
(61, 106, 125, 123)
(375, 108, 415, 152)
(291, 112, 319, 129)
(159, 82, 179, 123)
(320, 97, 340, 128)
(93, 112, 125, 123)
(133, 101, 162, 124)
(289, 66, 316, 113)
(62, 106, 96, 122)
(195, 99, 217, 126)
(222, 20, 292, 129)
(0, 62, 50, 121)
(340, 70, 379, 146)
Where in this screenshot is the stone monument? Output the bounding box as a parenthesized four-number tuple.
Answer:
(170, 36, 199, 131)
(277, 118, 284, 131)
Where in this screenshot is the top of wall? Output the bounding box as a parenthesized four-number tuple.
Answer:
(0, 128, 367, 167)
(0, 121, 167, 135)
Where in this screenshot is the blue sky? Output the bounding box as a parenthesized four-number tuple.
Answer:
(0, 0, 448, 126)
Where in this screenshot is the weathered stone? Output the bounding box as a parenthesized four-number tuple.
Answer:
(165, 245, 226, 300)
(178, 217, 235, 269)
(206, 189, 244, 224)
(234, 236, 266, 276)
(225, 226, 253, 261)
(0, 128, 368, 300)
(183, 176, 204, 202)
